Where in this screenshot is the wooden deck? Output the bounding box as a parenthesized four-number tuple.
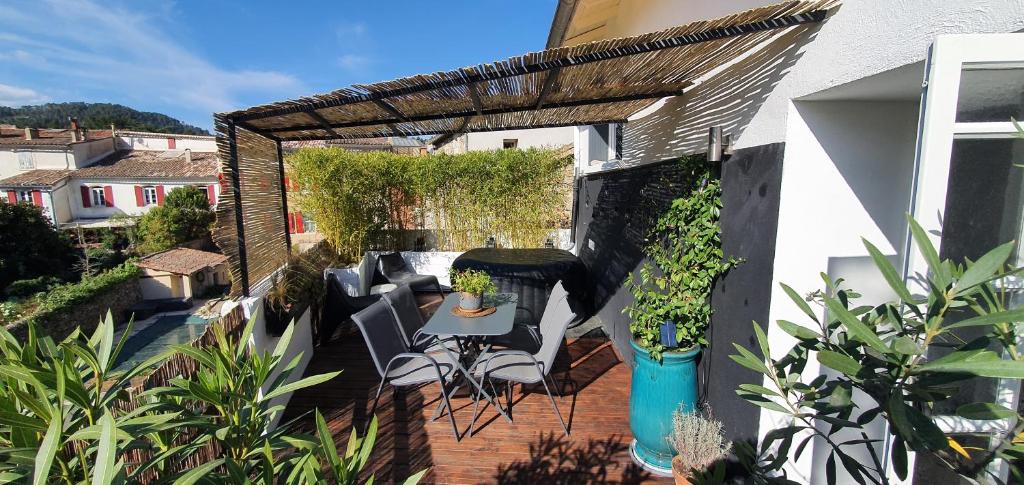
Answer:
(282, 297, 670, 484)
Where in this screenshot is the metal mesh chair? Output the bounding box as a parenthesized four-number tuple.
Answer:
(351, 299, 462, 440)
(381, 283, 459, 353)
(470, 281, 576, 436)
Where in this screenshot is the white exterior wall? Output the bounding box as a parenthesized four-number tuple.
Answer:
(116, 133, 217, 152)
(464, 126, 574, 151)
(69, 180, 219, 220)
(571, 1, 1024, 482)
(71, 139, 117, 168)
(0, 148, 73, 179)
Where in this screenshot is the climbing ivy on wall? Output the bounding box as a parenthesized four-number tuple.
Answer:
(287, 147, 571, 261)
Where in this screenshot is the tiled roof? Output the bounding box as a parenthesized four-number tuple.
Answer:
(0, 169, 72, 187)
(75, 150, 219, 180)
(0, 128, 113, 147)
(138, 248, 228, 275)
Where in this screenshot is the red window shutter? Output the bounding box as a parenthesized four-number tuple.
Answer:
(31, 190, 42, 207)
(207, 185, 216, 205)
(134, 186, 144, 207)
(294, 212, 304, 234)
(5, 191, 15, 204)
(156, 185, 165, 205)
(103, 186, 114, 207)
(167, 138, 176, 149)
(287, 213, 294, 233)
(81, 186, 91, 208)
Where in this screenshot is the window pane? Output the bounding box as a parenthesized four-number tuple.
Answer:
(955, 67, 1024, 123)
(933, 138, 1024, 415)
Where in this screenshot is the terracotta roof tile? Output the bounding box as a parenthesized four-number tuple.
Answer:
(0, 169, 72, 187)
(138, 248, 228, 275)
(0, 128, 112, 147)
(75, 150, 219, 180)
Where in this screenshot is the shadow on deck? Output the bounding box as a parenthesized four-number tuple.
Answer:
(282, 296, 668, 484)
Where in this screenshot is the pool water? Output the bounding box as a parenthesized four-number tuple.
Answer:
(113, 314, 213, 372)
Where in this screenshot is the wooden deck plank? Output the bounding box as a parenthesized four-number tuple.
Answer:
(282, 296, 670, 484)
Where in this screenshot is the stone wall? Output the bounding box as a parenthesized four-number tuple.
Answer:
(6, 278, 142, 342)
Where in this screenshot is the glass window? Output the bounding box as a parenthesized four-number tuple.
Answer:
(17, 191, 32, 203)
(955, 67, 1024, 123)
(17, 153, 34, 170)
(143, 186, 158, 206)
(91, 187, 105, 207)
(502, 139, 518, 149)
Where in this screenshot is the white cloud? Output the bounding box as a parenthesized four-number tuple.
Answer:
(0, 83, 50, 106)
(337, 54, 370, 71)
(0, 0, 304, 126)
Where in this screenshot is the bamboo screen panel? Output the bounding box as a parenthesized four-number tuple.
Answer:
(213, 115, 288, 296)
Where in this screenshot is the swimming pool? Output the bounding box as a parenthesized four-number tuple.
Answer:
(113, 313, 214, 372)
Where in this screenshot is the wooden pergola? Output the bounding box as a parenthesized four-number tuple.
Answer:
(213, 0, 835, 296)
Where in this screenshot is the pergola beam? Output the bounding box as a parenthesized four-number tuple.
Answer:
(279, 117, 628, 142)
(263, 87, 687, 136)
(372, 99, 411, 123)
(467, 82, 485, 115)
(231, 8, 829, 123)
(305, 111, 342, 138)
(534, 66, 561, 110)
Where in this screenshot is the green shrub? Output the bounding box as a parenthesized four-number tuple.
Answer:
(136, 186, 214, 254)
(0, 202, 75, 293)
(4, 275, 62, 298)
(28, 261, 141, 324)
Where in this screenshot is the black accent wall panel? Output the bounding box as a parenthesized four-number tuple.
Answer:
(572, 142, 785, 444)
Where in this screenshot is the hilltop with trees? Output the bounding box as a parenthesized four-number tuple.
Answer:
(0, 102, 209, 135)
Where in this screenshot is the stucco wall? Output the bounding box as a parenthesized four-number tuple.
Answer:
(465, 126, 574, 151)
(69, 180, 219, 220)
(117, 134, 217, 152)
(592, 0, 1024, 163)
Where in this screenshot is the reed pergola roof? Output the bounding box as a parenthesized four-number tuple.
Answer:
(219, 0, 834, 142)
(213, 0, 835, 297)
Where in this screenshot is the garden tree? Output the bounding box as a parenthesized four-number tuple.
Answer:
(0, 202, 75, 293)
(136, 186, 215, 254)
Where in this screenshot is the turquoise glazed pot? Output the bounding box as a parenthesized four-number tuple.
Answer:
(629, 339, 700, 475)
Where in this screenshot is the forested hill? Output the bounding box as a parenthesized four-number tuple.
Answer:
(0, 102, 209, 135)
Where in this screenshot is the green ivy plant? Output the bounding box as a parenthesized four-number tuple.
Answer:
(731, 216, 1024, 484)
(624, 159, 739, 360)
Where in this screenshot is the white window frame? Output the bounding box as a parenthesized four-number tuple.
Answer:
(17, 190, 32, 203)
(899, 33, 1024, 484)
(90, 187, 106, 207)
(143, 186, 158, 206)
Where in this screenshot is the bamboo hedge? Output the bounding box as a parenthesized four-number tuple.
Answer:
(287, 147, 571, 261)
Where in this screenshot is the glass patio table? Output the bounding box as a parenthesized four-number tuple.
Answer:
(419, 293, 518, 426)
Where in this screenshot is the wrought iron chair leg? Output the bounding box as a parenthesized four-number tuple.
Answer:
(439, 382, 460, 441)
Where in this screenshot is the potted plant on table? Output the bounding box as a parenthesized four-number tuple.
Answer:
(622, 163, 738, 475)
(667, 407, 731, 485)
(450, 269, 496, 312)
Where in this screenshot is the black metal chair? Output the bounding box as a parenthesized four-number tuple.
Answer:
(319, 274, 382, 343)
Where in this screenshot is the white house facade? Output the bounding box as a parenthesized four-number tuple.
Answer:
(0, 125, 219, 227)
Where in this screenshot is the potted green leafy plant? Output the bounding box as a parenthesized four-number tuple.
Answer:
(450, 269, 496, 312)
(623, 160, 738, 475)
(264, 252, 326, 336)
(667, 407, 731, 485)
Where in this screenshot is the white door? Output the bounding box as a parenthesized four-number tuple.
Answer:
(901, 33, 1024, 484)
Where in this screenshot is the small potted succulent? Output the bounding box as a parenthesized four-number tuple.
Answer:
(450, 269, 496, 312)
(667, 407, 731, 485)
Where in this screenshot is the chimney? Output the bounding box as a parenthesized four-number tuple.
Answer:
(69, 117, 79, 142)
(24, 127, 38, 140)
(184, 148, 192, 163)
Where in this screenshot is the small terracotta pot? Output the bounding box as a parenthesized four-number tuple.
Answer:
(671, 456, 692, 485)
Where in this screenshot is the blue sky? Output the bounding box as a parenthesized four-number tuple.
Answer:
(0, 0, 557, 131)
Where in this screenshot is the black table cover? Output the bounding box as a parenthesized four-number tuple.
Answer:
(451, 248, 589, 326)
